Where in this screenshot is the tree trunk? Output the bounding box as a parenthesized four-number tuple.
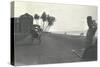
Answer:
(42, 21, 45, 31)
(47, 26, 51, 31)
(36, 20, 38, 25)
(45, 25, 48, 31)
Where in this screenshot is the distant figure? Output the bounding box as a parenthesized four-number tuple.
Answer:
(80, 33, 84, 36)
(64, 32, 67, 35)
(72, 16, 97, 59)
(85, 16, 97, 47)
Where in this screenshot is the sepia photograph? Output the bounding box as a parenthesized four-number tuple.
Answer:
(11, 1, 97, 66)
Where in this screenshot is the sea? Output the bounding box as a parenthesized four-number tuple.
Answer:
(50, 31, 97, 37)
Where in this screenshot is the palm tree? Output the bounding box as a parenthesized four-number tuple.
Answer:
(34, 14, 40, 25)
(45, 15, 50, 31)
(46, 16, 55, 31)
(41, 12, 47, 31)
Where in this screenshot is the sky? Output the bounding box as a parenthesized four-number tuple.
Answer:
(12, 1, 97, 33)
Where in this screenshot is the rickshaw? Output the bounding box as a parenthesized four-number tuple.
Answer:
(31, 24, 42, 44)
